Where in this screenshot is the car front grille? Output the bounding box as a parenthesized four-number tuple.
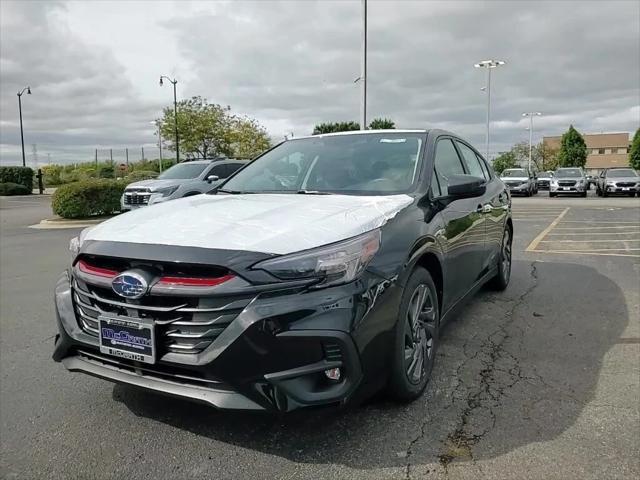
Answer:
(558, 180, 577, 187)
(506, 181, 523, 186)
(123, 190, 151, 205)
(71, 263, 254, 356)
(616, 182, 636, 187)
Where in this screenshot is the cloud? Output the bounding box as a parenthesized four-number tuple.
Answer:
(0, 0, 638, 165)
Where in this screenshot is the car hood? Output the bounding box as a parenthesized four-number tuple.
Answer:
(607, 176, 639, 182)
(125, 179, 185, 191)
(501, 176, 528, 182)
(84, 193, 414, 255)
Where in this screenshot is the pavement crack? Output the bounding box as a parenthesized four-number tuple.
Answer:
(438, 262, 540, 473)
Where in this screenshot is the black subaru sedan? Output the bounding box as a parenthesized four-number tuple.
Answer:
(53, 130, 512, 412)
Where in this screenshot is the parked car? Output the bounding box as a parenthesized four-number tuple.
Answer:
(120, 159, 248, 211)
(549, 167, 588, 197)
(596, 167, 640, 197)
(54, 130, 513, 412)
(500, 168, 537, 196)
(536, 171, 554, 190)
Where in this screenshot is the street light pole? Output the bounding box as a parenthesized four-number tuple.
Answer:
(159, 76, 179, 163)
(522, 112, 542, 172)
(361, 0, 367, 130)
(151, 120, 163, 173)
(474, 60, 505, 160)
(17, 86, 31, 167)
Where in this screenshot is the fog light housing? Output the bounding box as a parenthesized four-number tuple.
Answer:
(324, 367, 341, 381)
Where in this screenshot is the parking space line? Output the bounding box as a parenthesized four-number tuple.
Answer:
(533, 250, 640, 258)
(556, 220, 640, 224)
(546, 232, 640, 236)
(553, 226, 640, 230)
(525, 207, 570, 252)
(540, 239, 640, 243)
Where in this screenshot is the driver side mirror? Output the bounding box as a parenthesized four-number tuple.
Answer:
(207, 175, 219, 184)
(447, 174, 486, 199)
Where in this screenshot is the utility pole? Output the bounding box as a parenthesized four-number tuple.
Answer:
(522, 112, 542, 173)
(95, 149, 98, 166)
(110, 148, 113, 164)
(125, 148, 129, 166)
(361, 0, 367, 130)
(141, 146, 145, 160)
(17, 86, 31, 167)
(474, 60, 506, 160)
(160, 76, 180, 162)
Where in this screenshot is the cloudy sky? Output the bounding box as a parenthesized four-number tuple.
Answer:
(1, 0, 638, 166)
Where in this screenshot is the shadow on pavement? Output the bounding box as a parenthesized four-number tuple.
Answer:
(113, 260, 629, 470)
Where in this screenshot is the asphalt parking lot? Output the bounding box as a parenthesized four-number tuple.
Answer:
(1, 193, 639, 480)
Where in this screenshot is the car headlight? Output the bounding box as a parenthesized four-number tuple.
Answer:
(576, 179, 584, 185)
(153, 185, 179, 197)
(551, 180, 558, 186)
(69, 227, 92, 260)
(606, 181, 615, 186)
(253, 229, 381, 287)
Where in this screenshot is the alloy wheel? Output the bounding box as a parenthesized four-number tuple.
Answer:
(502, 228, 512, 282)
(403, 285, 437, 384)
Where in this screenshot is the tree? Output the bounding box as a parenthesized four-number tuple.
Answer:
(539, 141, 559, 171)
(492, 151, 517, 174)
(557, 125, 587, 168)
(368, 118, 395, 129)
(160, 96, 271, 159)
(312, 121, 360, 135)
(629, 128, 640, 170)
(230, 116, 272, 159)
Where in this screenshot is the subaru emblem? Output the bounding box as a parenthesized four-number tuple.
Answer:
(112, 271, 148, 299)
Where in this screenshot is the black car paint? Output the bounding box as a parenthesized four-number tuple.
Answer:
(53, 129, 511, 412)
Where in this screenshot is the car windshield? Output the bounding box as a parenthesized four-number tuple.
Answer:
(607, 169, 638, 178)
(157, 163, 208, 180)
(555, 168, 582, 178)
(219, 133, 425, 195)
(502, 169, 527, 177)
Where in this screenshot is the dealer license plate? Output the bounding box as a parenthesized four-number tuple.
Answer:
(99, 316, 155, 364)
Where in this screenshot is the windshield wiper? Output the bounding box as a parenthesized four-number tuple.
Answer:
(296, 190, 333, 195)
(216, 188, 253, 194)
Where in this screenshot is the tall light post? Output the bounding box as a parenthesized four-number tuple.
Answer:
(150, 120, 163, 173)
(159, 76, 179, 163)
(17, 86, 32, 167)
(474, 60, 505, 160)
(522, 112, 542, 172)
(354, 0, 367, 130)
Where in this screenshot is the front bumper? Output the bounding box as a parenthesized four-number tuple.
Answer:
(604, 184, 639, 194)
(506, 184, 530, 194)
(550, 184, 586, 193)
(53, 270, 374, 412)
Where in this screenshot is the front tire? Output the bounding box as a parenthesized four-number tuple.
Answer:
(388, 268, 439, 402)
(489, 226, 512, 291)
(549, 192, 556, 197)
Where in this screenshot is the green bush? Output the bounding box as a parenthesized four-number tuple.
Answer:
(0, 166, 33, 191)
(0, 182, 32, 196)
(52, 180, 126, 218)
(97, 165, 115, 178)
(125, 170, 158, 183)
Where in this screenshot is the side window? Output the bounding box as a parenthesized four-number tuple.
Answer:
(226, 163, 244, 177)
(430, 172, 441, 197)
(476, 153, 491, 179)
(207, 164, 227, 179)
(434, 138, 466, 196)
(456, 141, 487, 180)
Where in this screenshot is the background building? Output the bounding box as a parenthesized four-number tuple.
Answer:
(543, 132, 631, 175)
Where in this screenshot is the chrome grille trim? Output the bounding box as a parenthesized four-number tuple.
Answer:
(71, 275, 253, 355)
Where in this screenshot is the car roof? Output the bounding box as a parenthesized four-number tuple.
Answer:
(293, 129, 430, 140)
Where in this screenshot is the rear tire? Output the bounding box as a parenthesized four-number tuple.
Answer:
(489, 226, 512, 291)
(387, 267, 439, 402)
(549, 192, 556, 197)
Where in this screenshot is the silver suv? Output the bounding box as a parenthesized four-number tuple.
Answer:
(596, 168, 640, 197)
(500, 168, 537, 196)
(121, 159, 248, 211)
(549, 167, 587, 197)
